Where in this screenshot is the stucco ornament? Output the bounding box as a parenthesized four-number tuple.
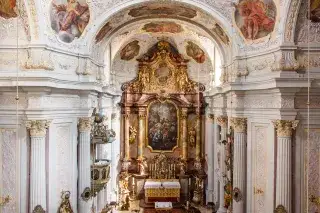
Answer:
(26, 120, 51, 137)
(78, 117, 94, 132)
(231, 117, 247, 133)
(272, 120, 299, 137)
(217, 116, 228, 128)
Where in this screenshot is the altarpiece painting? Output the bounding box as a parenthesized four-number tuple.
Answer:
(147, 100, 178, 152)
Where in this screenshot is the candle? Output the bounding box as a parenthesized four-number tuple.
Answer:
(189, 178, 191, 186)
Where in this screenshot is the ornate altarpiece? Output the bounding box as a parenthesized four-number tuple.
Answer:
(118, 41, 207, 207)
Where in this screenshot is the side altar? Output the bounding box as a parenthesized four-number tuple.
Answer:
(117, 41, 207, 209)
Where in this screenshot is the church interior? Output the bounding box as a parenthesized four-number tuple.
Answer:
(0, 0, 320, 213)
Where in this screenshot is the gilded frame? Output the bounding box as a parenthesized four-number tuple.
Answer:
(146, 99, 180, 153)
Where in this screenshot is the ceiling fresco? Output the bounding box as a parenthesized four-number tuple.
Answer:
(93, 2, 230, 46)
(142, 22, 184, 34)
(120, 40, 140, 61)
(50, 0, 90, 43)
(186, 41, 206, 63)
(234, 0, 277, 41)
(128, 5, 197, 19)
(0, 0, 17, 19)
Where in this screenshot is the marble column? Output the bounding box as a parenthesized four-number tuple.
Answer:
(195, 112, 201, 161)
(231, 118, 247, 213)
(272, 120, 299, 213)
(181, 108, 188, 160)
(26, 120, 50, 213)
(111, 112, 120, 202)
(138, 109, 146, 160)
(123, 108, 130, 162)
(217, 116, 228, 213)
(78, 117, 93, 213)
(206, 114, 215, 204)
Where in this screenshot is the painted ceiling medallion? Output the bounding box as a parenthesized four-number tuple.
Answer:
(309, 0, 320, 22)
(142, 22, 183, 34)
(128, 5, 197, 19)
(234, 0, 277, 40)
(50, 0, 90, 43)
(186, 41, 205, 63)
(0, 0, 18, 19)
(120, 40, 140, 61)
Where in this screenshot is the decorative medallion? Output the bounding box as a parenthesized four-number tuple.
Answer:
(234, 0, 277, 40)
(186, 41, 206, 63)
(81, 187, 91, 201)
(120, 40, 140, 61)
(233, 187, 242, 202)
(274, 205, 287, 213)
(33, 205, 45, 213)
(50, 0, 90, 43)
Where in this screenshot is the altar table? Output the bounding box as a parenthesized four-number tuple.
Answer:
(144, 179, 180, 203)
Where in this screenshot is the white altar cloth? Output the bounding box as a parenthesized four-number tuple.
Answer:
(155, 202, 173, 209)
(144, 179, 180, 189)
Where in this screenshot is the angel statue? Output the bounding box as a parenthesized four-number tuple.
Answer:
(138, 156, 149, 176)
(177, 157, 187, 175)
(58, 191, 73, 213)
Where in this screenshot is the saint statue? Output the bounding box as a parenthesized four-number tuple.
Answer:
(58, 191, 73, 213)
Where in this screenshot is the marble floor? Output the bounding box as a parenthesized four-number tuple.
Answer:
(102, 200, 215, 213)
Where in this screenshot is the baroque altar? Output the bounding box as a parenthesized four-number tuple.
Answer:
(118, 41, 207, 208)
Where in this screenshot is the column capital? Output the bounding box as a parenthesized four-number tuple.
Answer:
(26, 120, 51, 137)
(231, 117, 247, 133)
(78, 117, 94, 132)
(272, 120, 299, 137)
(217, 116, 228, 128)
(138, 109, 146, 118)
(181, 108, 188, 119)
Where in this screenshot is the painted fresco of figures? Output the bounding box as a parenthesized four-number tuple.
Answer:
(120, 40, 140, 61)
(0, 0, 17, 18)
(310, 0, 320, 22)
(186, 41, 206, 63)
(142, 21, 183, 34)
(147, 101, 178, 151)
(50, 0, 90, 43)
(234, 0, 276, 40)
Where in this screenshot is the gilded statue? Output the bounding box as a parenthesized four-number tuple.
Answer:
(138, 156, 149, 176)
(58, 191, 73, 213)
(188, 127, 196, 147)
(129, 126, 137, 144)
(177, 158, 187, 175)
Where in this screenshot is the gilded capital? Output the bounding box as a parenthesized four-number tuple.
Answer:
(181, 108, 188, 119)
(138, 110, 146, 119)
(78, 117, 94, 132)
(231, 117, 247, 133)
(26, 120, 51, 137)
(272, 120, 299, 137)
(217, 116, 228, 127)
